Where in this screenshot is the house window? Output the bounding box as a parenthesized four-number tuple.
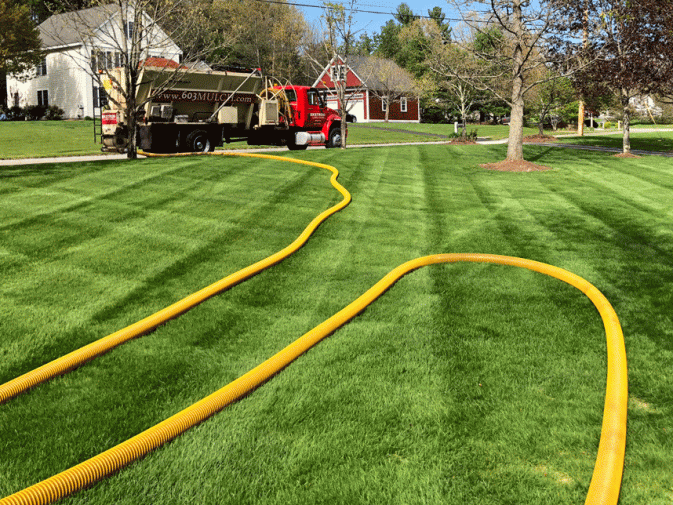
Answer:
(331, 65, 346, 83)
(37, 90, 49, 107)
(124, 21, 134, 39)
(91, 50, 121, 72)
(381, 98, 388, 112)
(400, 97, 408, 113)
(36, 58, 47, 76)
(13, 92, 20, 107)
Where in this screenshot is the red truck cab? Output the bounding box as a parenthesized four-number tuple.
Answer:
(279, 85, 344, 148)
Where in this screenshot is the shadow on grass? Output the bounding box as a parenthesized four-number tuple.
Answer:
(558, 134, 673, 152)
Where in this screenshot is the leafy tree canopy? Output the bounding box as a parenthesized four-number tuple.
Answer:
(393, 2, 417, 26)
(0, 0, 43, 75)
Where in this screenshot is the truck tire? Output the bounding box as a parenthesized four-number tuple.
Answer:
(326, 127, 342, 148)
(185, 130, 213, 153)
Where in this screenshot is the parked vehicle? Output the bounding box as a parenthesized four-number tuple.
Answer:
(101, 63, 345, 153)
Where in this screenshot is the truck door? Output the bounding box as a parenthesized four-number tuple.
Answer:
(305, 88, 327, 129)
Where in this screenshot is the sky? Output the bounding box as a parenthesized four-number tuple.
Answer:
(294, 0, 463, 34)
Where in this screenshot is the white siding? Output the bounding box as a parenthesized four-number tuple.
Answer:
(5, 7, 182, 119)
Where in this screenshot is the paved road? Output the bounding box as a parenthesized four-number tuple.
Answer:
(0, 153, 130, 166)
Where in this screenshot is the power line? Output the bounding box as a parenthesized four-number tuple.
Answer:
(252, 0, 476, 21)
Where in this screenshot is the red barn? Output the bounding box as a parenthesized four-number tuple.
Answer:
(313, 56, 420, 123)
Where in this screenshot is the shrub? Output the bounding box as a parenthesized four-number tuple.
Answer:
(44, 105, 65, 120)
(24, 105, 46, 120)
(604, 121, 613, 129)
(7, 106, 25, 121)
(449, 128, 479, 141)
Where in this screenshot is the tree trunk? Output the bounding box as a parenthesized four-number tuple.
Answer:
(126, 75, 138, 159)
(622, 92, 631, 154)
(506, 0, 525, 161)
(507, 94, 525, 161)
(538, 119, 544, 136)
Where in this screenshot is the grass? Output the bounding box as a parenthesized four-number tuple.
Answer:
(0, 120, 103, 159)
(352, 122, 543, 140)
(0, 120, 453, 159)
(556, 130, 673, 152)
(3, 120, 673, 160)
(1, 144, 672, 504)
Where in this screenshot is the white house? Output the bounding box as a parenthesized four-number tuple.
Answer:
(630, 95, 663, 120)
(6, 3, 182, 119)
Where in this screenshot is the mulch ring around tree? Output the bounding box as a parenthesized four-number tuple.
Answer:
(480, 160, 553, 172)
(449, 139, 478, 145)
(613, 152, 641, 158)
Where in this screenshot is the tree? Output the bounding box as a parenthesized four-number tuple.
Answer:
(377, 8, 451, 123)
(527, 70, 576, 135)
(41, 0, 230, 159)
(551, 0, 673, 154)
(374, 19, 402, 60)
(314, 0, 361, 148)
(212, 0, 307, 83)
(352, 32, 375, 56)
(426, 27, 485, 135)
(375, 5, 450, 79)
(428, 7, 451, 40)
(360, 56, 417, 122)
(393, 2, 418, 26)
(447, 0, 573, 162)
(0, 0, 43, 75)
(397, 16, 448, 80)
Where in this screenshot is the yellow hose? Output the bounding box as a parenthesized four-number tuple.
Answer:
(0, 153, 350, 404)
(0, 156, 627, 505)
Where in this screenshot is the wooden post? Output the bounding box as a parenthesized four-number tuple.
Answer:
(578, 99, 585, 136)
(578, 2, 588, 137)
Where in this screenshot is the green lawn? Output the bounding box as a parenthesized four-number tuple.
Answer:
(0, 120, 103, 158)
(556, 130, 673, 152)
(1, 145, 672, 504)
(0, 120, 451, 159)
(353, 122, 550, 140)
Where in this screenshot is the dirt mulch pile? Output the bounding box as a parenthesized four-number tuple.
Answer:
(449, 139, 478, 145)
(480, 160, 553, 172)
(523, 134, 558, 143)
(613, 152, 641, 158)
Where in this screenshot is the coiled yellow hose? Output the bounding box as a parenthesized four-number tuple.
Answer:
(0, 155, 626, 505)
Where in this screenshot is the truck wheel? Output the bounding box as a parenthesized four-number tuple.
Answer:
(185, 130, 213, 152)
(327, 127, 342, 148)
